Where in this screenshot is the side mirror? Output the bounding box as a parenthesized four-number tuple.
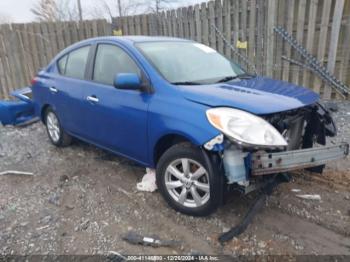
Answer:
(113, 73, 141, 90)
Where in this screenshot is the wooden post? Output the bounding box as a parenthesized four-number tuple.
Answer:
(282, 0, 295, 82)
(201, 2, 209, 46)
(313, 0, 332, 95)
(324, 0, 345, 99)
(274, 0, 285, 80)
(223, 0, 232, 59)
(248, 0, 256, 66)
(215, 0, 223, 54)
(292, 0, 306, 84)
(302, 0, 318, 88)
(266, 0, 276, 77)
(338, 16, 350, 84)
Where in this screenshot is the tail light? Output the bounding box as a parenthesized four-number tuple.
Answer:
(30, 77, 37, 86)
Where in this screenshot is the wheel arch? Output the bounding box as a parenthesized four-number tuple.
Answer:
(41, 104, 51, 123)
(152, 133, 199, 166)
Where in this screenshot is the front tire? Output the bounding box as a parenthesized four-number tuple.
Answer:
(45, 107, 72, 147)
(156, 143, 222, 216)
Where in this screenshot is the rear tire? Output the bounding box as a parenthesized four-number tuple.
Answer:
(45, 107, 72, 147)
(156, 143, 222, 216)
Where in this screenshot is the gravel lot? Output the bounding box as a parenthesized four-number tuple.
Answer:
(0, 101, 349, 256)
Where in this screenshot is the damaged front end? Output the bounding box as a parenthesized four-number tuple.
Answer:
(205, 103, 349, 189)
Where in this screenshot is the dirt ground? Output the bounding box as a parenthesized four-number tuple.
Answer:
(0, 102, 350, 257)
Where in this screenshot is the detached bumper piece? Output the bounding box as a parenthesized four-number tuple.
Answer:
(251, 143, 349, 176)
(0, 87, 37, 126)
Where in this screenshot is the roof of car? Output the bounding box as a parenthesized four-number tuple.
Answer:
(116, 36, 190, 42)
(53, 35, 192, 61)
(80, 35, 191, 44)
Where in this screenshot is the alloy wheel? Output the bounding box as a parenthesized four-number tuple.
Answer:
(46, 112, 60, 143)
(165, 158, 210, 208)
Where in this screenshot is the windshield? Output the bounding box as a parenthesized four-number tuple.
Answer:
(135, 41, 245, 85)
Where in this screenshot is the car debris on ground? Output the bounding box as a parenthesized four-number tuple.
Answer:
(296, 194, 322, 201)
(108, 251, 127, 261)
(0, 87, 37, 126)
(136, 168, 157, 192)
(219, 174, 289, 243)
(0, 170, 34, 176)
(122, 231, 180, 248)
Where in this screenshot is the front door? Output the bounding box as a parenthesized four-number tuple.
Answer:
(81, 43, 150, 164)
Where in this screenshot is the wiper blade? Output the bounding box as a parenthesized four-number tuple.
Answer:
(171, 81, 201, 85)
(216, 76, 239, 83)
(216, 73, 256, 83)
(237, 73, 256, 79)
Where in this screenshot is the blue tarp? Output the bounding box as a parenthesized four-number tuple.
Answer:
(0, 87, 37, 126)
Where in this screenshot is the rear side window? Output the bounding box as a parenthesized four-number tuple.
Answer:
(62, 46, 90, 79)
(93, 44, 141, 85)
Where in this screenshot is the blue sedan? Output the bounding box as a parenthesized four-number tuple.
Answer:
(31, 36, 348, 216)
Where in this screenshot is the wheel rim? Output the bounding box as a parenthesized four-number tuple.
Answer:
(165, 158, 210, 208)
(46, 112, 60, 143)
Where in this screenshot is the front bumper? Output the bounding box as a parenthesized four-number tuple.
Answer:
(251, 143, 349, 176)
(0, 87, 37, 126)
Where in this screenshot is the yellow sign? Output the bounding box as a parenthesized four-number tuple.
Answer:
(113, 30, 123, 36)
(236, 40, 248, 49)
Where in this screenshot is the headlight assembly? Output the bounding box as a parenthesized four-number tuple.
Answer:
(206, 107, 288, 147)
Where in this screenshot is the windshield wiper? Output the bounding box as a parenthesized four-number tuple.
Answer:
(171, 81, 202, 85)
(216, 73, 256, 83)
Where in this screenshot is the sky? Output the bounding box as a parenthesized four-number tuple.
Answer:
(0, 0, 206, 23)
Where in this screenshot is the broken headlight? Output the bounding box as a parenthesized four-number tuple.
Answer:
(206, 107, 288, 147)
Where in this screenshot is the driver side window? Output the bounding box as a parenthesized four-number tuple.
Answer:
(93, 44, 141, 86)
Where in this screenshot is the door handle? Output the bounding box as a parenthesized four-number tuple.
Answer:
(49, 87, 58, 93)
(87, 95, 99, 103)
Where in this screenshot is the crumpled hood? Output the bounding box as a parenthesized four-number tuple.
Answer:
(179, 76, 319, 115)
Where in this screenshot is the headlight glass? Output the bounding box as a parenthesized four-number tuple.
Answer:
(206, 107, 287, 147)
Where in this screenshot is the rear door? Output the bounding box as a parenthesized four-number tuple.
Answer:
(51, 45, 92, 135)
(80, 43, 150, 164)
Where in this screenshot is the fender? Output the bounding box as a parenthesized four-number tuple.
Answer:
(148, 96, 221, 166)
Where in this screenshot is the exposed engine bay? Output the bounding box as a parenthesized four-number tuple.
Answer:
(264, 103, 337, 151)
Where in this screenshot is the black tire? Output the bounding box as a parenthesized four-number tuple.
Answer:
(44, 107, 72, 147)
(156, 143, 223, 216)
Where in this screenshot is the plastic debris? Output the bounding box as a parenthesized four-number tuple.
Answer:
(136, 168, 157, 192)
(296, 194, 321, 200)
(108, 251, 127, 261)
(219, 174, 290, 243)
(122, 231, 180, 247)
(291, 189, 301, 192)
(0, 170, 34, 176)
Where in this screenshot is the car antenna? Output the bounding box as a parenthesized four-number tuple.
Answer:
(211, 24, 258, 75)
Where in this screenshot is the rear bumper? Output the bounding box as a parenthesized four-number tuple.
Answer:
(251, 143, 349, 176)
(0, 87, 37, 126)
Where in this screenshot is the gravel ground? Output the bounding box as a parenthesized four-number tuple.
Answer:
(0, 101, 349, 256)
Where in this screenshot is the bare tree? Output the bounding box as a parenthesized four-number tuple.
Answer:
(144, 0, 180, 14)
(31, 0, 59, 22)
(91, 0, 201, 21)
(56, 0, 81, 21)
(90, 0, 143, 21)
(31, 0, 81, 22)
